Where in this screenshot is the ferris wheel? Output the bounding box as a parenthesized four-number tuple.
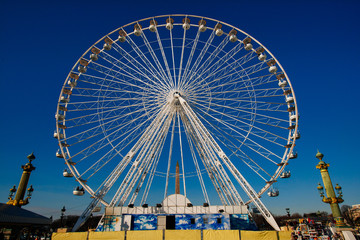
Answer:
(55, 14, 299, 231)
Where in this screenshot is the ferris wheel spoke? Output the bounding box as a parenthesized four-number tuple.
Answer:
(184, 39, 249, 91)
(65, 105, 148, 131)
(137, 117, 171, 205)
(188, 53, 262, 93)
(122, 109, 174, 205)
(140, 113, 175, 205)
(207, 86, 283, 97)
(66, 96, 148, 113)
(109, 40, 170, 91)
(140, 29, 175, 89)
(78, 72, 153, 94)
(192, 106, 278, 179)
(94, 105, 174, 190)
(110, 104, 173, 206)
(124, 34, 172, 90)
(183, 34, 229, 89)
(70, 108, 159, 164)
(177, 112, 187, 197)
(191, 98, 289, 134)
(193, 96, 289, 113)
(196, 116, 272, 181)
(178, 95, 280, 230)
(180, 107, 238, 205)
(179, 29, 216, 90)
(79, 70, 151, 93)
(192, 100, 289, 131)
(65, 99, 143, 115)
(153, 24, 175, 87)
(64, 102, 154, 134)
(203, 73, 278, 94)
(181, 116, 210, 204)
(176, 24, 188, 89)
(188, 56, 262, 94)
(168, 25, 177, 87)
(192, 103, 288, 160)
(79, 105, 167, 179)
(164, 115, 175, 198)
(191, 104, 285, 161)
(180, 29, 201, 89)
(89, 56, 166, 93)
(180, 100, 244, 205)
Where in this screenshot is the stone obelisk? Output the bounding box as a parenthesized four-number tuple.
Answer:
(175, 161, 180, 194)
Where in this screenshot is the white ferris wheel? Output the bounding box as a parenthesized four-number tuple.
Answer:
(55, 14, 299, 231)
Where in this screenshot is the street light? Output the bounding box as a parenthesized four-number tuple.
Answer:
(335, 184, 342, 197)
(27, 185, 34, 198)
(317, 183, 324, 197)
(286, 208, 291, 217)
(8, 185, 16, 199)
(315, 151, 345, 227)
(61, 206, 66, 228)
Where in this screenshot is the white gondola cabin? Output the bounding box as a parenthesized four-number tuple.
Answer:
(182, 18, 190, 30)
(134, 24, 142, 36)
(280, 171, 291, 178)
(103, 43, 111, 51)
(53, 131, 64, 139)
(288, 152, 298, 159)
(78, 65, 87, 73)
(269, 65, 277, 74)
(118, 30, 127, 42)
(286, 96, 294, 103)
(199, 20, 207, 32)
(56, 149, 66, 158)
(166, 18, 174, 30)
(293, 131, 300, 140)
(149, 20, 157, 32)
(215, 23, 223, 36)
(258, 53, 266, 61)
(60, 96, 69, 103)
(73, 186, 85, 196)
(278, 80, 288, 88)
(290, 113, 299, 121)
(243, 38, 253, 51)
(229, 30, 238, 42)
(267, 188, 279, 197)
(63, 169, 73, 177)
(55, 113, 65, 121)
(68, 79, 77, 87)
(90, 53, 98, 61)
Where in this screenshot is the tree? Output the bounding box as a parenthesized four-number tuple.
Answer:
(291, 213, 302, 218)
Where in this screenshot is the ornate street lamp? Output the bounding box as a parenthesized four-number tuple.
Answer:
(7, 153, 36, 207)
(315, 151, 345, 227)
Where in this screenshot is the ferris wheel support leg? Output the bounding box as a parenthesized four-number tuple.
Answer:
(72, 197, 101, 232)
(178, 96, 280, 231)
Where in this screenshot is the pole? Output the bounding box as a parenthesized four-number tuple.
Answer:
(315, 151, 345, 227)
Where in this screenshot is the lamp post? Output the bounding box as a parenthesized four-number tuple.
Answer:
(315, 151, 345, 227)
(7, 153, 36, 207)
(286, 208, 291, 217)
(60, 206, 66, 228)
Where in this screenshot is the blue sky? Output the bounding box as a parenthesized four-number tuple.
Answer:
(1, 0, 359, 219)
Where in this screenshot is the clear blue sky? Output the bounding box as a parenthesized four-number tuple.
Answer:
(0, 0, 359, 219)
